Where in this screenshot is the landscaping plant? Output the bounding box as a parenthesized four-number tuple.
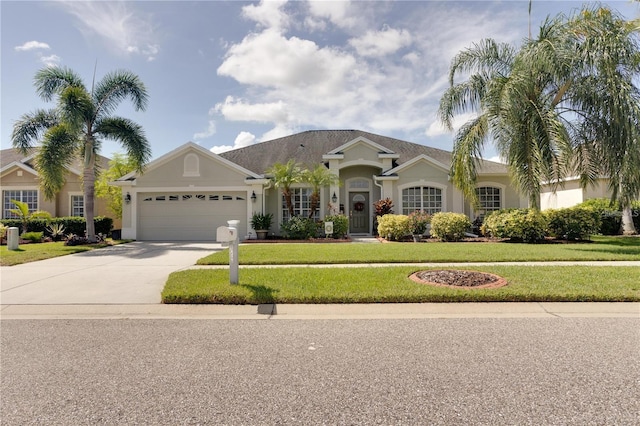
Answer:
(430, 212, 471, 241)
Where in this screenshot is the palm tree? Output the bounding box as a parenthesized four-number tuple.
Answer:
(11, 66, 150, 242)
(266, 159, 303, 219)
(302, 164, 340, 218)
(566, 7, 640, 234)
(438, 27, 572, 209)
(439, 6, 639, 236)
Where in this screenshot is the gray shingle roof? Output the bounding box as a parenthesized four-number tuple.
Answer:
(218, 130, 507, 175)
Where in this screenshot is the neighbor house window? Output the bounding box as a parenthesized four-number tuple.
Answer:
(475, 186, 501, 219)
(402, 186, 442, 215)
(3, 190, 38, 219)
(282, 188, 319, 221)
(71, 195, 84, 217)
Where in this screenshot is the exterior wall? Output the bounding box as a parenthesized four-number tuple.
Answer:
(392, 161, 452, 212)
(340, 142, 383, 164)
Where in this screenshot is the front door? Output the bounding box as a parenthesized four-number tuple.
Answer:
(349, 192, 369, 234)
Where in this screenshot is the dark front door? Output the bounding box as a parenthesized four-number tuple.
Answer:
(349, 192, 369, 234)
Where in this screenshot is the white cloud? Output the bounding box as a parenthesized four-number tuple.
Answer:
(425, 112, 478, 138)
(242, 0, 289, 31)
(193, 108, 217, 141)
(306, 0, 359, 30)
(40, 55, 62, 67)
(210, 131, 257, 154)
(215, 96, 289, 124)
(349, 25, 412, 57)
(15, 41, 50, 51)
(58, 1, 159, 61)
(486, 155, 506, 164)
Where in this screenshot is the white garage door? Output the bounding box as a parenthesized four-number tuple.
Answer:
(138, 192, 247, 241)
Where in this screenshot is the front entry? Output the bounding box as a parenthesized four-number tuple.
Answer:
(349, 192, 369, 234)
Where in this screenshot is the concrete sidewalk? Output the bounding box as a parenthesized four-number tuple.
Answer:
(1, 302, 638, 319)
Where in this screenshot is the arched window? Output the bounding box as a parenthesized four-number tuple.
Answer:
(402, 186, 442, 215)
(183, 153, 200, 177)
(475, 186, 502, 219)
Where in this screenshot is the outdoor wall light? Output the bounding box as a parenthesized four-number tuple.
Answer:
(124, 193, 131, 204)
(332, 192, 337, 203)
(251, 191, 257, 202)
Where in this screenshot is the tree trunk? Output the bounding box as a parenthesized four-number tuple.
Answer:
(83, 143, 97, 243)
(621, 205, 637, 235)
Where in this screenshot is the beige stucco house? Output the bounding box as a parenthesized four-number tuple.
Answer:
(1, 148, 112, 223)
(114, 130, 528, 241)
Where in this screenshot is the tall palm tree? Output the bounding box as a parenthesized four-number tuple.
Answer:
(439, 6, 639, 236)
(266, 159, 303, 219)
(566, 7, 640, 234)
(11, 66, 150, 242)
(302, 164, 340, 218)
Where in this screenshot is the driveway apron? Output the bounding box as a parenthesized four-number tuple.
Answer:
(0, 242, 223, 305)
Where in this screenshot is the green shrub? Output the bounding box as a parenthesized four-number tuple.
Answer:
(577, 198, 621, 235)
(430, 212, 471, 242)
(323, 214, 349, 238)
(21, 231, 44, 243)
(0, 223, 7, 241)
(544, 207, 601, 240)
(377, 214, 410, 241)
(408, 211, 431, 235)
(482, 209, 547, 243)
(281, 216, 318, 239)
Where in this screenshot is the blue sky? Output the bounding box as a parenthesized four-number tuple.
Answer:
(2, 1, 638, 162)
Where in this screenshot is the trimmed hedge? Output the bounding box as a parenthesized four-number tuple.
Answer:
(482, 209, 547, 243)
(377, 214, 410, 241)
(0, 216, 113, 237)
(576, 198, 640, 235)
(544, 207, 601, 240)
(429, 212, 471, 242)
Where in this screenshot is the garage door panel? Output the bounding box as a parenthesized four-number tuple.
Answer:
(137, 192, 246, 241)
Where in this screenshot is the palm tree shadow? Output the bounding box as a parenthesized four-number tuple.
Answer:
(241, 284, 278, 304)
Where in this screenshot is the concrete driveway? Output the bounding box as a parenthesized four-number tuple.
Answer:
(0, 242, 223, 305)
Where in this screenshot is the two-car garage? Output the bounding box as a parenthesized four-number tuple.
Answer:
(137, 191, 248, 241)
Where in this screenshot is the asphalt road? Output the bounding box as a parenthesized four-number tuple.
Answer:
(2, 318, 639, 425)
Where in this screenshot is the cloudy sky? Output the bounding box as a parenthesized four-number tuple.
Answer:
(2, 1, 638, 162)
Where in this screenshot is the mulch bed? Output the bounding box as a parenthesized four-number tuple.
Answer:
(409, 270, 508, 289)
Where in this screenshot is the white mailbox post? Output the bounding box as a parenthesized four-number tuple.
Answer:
(216, 220, 240, 284)
(7, 227, 19, 250)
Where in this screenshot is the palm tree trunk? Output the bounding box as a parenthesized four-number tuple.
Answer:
(621, 205, 637, 235)
(83, 143, 97, 242)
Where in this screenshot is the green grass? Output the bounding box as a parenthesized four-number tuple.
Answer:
(198, 235, 640, 265)
(162, 265, 640, 304)
(0, 241, 117, 266)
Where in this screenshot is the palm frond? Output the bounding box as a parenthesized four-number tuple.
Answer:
(11, 109, 59, 153)
(34, 66, 85, 102)
(93, 70, 149, 118)
(94, 117, 151, 171)
(36, 124, 80, 200)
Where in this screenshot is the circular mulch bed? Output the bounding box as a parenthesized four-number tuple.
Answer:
(409, 270, 508, 289)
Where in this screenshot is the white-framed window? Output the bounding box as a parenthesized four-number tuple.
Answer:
(183, 153, 200, 177)
(3, 189, 38, 219)
(402, 186, 443, 215)
(475, 186, 502, 219)
(70, 194, 84, 217)
(282, 187, 319, 221)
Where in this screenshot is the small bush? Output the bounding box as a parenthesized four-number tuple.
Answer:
(408, 211, 431, 235)
(430, 212, 471, 242)
(21, 231, 44, 243)
(323, 214, 349, 238)
(0, 223, 7, 241)
(544, 207, 601, 240)
(281, 216, 318, 239)
(577, 198, 621, 235)
(373, 198, 394, 216)
(377, 214, 410, 241)
(482, 209, 547, 243)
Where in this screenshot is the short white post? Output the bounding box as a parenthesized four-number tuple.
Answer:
(227, 220, 240, 285)
(7, 227, 19, 250)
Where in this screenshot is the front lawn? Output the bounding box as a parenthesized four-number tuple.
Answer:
(198, 235, 640, 265)
(162, 265, 640, 304)
(0, 240, 116, 266)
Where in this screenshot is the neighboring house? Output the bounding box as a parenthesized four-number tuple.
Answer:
(0, 148, 113, 225)
(114, 130, 528, 241)
(540, 177, 615, 210)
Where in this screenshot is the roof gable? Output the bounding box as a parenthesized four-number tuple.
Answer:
(326, 136, 396, 156)
(117, 142, 262, 182)
(383, 154, 449, 175)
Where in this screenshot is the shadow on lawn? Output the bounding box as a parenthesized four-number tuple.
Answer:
(241, 284, 278, 304)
